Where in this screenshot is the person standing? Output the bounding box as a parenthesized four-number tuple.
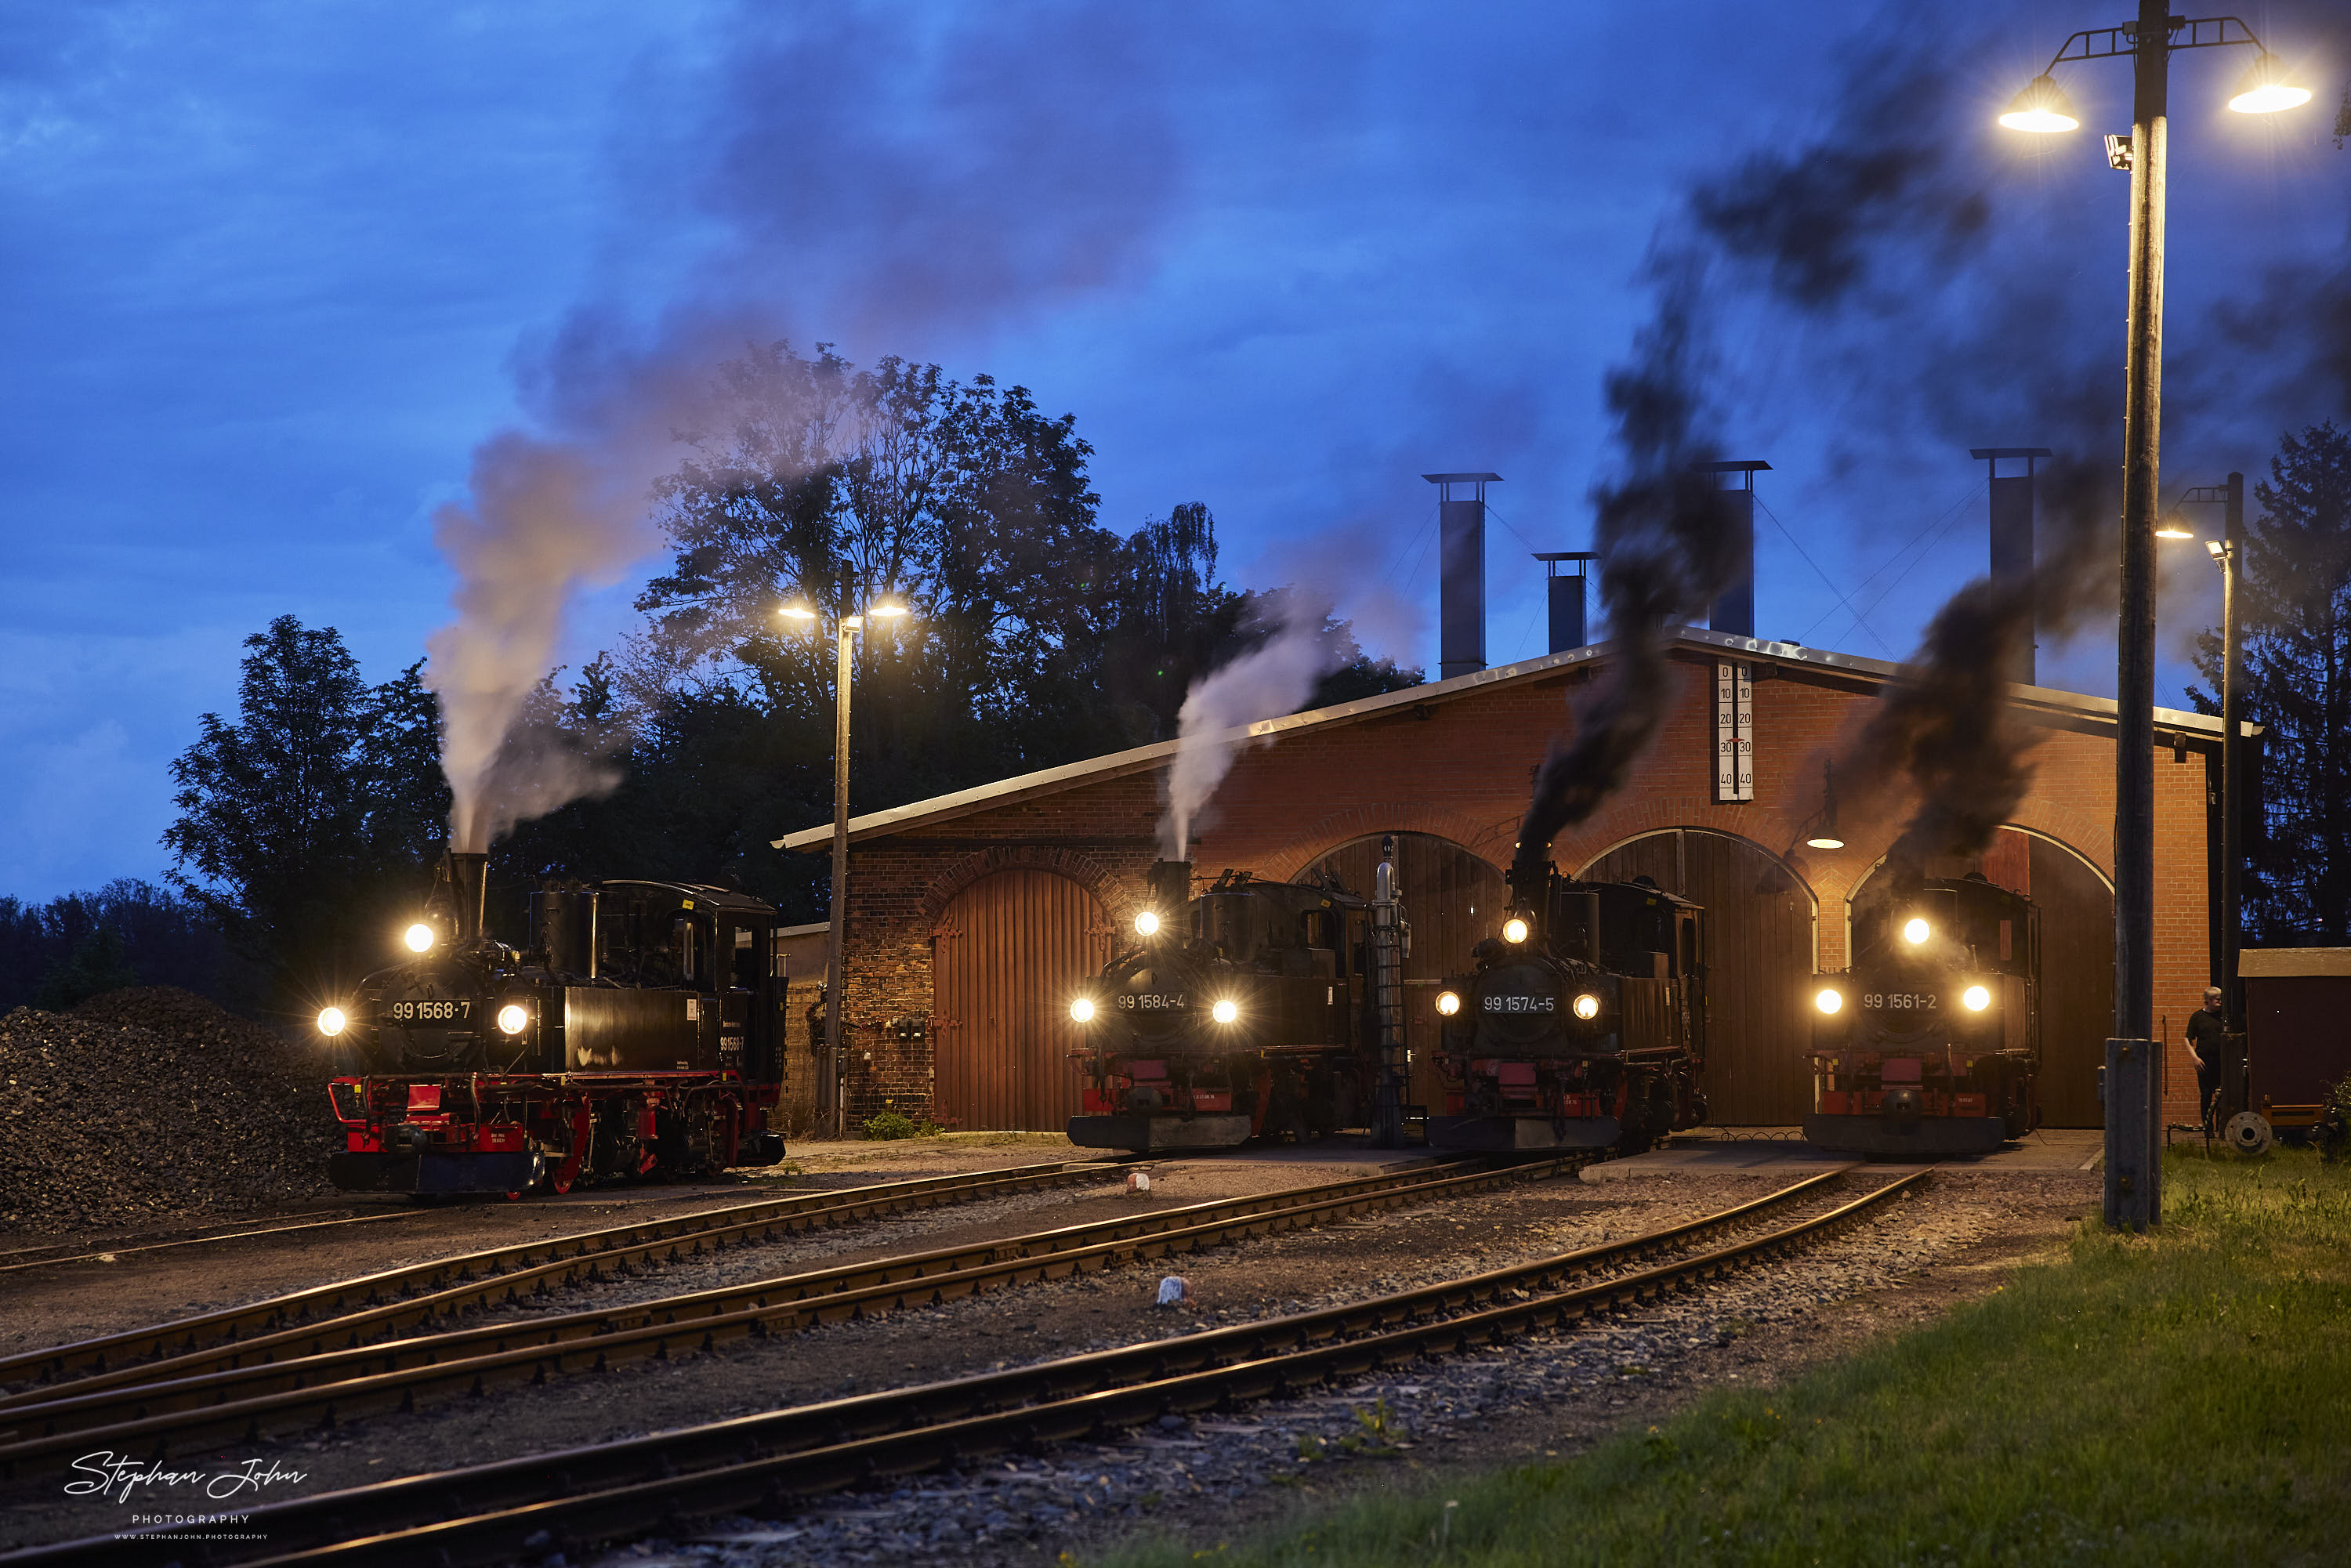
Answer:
(2185, 986, 2231, 1137)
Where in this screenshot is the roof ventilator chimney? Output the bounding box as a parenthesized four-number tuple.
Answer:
(1971, 447, 2051, 686)
(1425, 472, 1500, 680)
(1532, 552, 1597, 653)
(1695, 461, 1769, 639)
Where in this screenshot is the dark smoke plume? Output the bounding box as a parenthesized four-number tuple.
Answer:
(1512, 259, 1730, 889)
(1832, 458, 2117, 878)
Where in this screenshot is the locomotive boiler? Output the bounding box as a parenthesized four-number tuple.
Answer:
(1806, 871, 2039, 1157)
(1429, 866, 1708, 1153)
(1065, 857, 1389, 1152)
(315, 850, 788, 1195)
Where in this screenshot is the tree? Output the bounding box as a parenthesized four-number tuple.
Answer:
(163, 617, 445, 1003)
(2190, 422, 2351, 942)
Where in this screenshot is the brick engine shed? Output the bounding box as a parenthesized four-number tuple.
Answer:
(774, 628, 2227, 1136)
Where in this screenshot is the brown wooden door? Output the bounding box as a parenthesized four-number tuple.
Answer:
(1301, 832, 1511, 1113)
(1581, 830, 1817, 1125)
(931, 870, 1109, 1132)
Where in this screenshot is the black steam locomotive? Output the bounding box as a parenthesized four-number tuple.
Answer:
(317, 851, 788, 1195)
(1806, 872, 2039, 1156)
(1066, 857, 1396, 1152)
(1430, 867, 1708, 1153)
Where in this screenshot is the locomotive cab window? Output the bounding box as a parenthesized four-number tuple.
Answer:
(730, 925, 761, 990)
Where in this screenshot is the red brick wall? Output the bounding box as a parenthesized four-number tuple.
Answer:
(817, 650, 2215, 1130)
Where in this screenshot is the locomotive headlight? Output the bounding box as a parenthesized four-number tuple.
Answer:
(404, 922, 436, 954)
(1962, 984, 1991, 1012)
(1502, 916, 1531, 944)
(1572, 993, 1601, 1020)
(1134, 911, 1161, 937)
(1070, 997, 1096, 1023)
(1814, 987, 1844, 1016)
(317, 1006, 347, 1037)
(1436, 990, 1462, 1016)
(1901, 917, 1931, 946)
(1211, 998, 1240, 1024)
(496, 1002, 531, 1035)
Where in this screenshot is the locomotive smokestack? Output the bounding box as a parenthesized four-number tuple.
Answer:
(1969, 447, 2051, 686)
(1425, 473, 1500, 679)
(1147, 860, 1192, 928)
(447, 850, 490, 944)
(1697, 461, 1768, 638)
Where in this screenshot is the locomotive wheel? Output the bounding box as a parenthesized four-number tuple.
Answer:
(2225, 1110, 2273, 1157)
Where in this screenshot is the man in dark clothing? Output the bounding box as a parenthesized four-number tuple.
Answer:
(2185, 986, 2231, 1136)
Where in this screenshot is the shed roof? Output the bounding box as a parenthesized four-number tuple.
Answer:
(2240, 949, 2351, 979)
(773, 626, 2236, 853)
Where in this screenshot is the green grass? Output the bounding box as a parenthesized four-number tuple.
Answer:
(1095, 1146, 2351, 1568)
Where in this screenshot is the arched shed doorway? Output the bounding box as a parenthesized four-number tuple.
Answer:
(931, 868, 1111, 1131)
(1846, 828, 2112, 1128)
(1300, 832, 1509, 1115)
(1578, 828, 1818, 1125)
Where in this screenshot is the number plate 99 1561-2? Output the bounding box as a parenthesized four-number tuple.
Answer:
(389, 999, 472, 1023)
(1862, 994, 1937, 1011)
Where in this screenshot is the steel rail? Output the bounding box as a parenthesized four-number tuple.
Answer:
(0, 1164, 1918, 1568)
(0, 1155, 1558, 1469)
(0, 1159, 1128, 1396)
(0, 1212, 437, 1278)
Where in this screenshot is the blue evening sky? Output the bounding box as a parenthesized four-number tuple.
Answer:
(3, 1, 2345, 898)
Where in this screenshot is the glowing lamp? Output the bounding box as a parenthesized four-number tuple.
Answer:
(1436, 990, 1462, 1017)
(2155, 516, 2195, 540)
(496, 1003, 531, 1035)
(1902, 917, 1931, 946)
(868, 600, 911, 620)
(1814, 987, 1843, 1016)
(1805, 833, 1846, 850)
(2204, 540, 2225, 559)
(317, 1006, 347, 1037)
(1070, 997, 1096, 1023)
(2228, 54, 2311, 115)
(1502, 916, 1531, 944)
(1572, 993, 1601, 1020)
(778, 603, 818, 622)
(404, 922, 436, 954)
(1135, 911, 1161, 937)
(1962, 985, 1992, 1012)
(1211, 998, 1240, 1024)
(1998, 74, 2079, 133)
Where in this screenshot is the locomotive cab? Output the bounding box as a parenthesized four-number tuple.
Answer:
(1806, 871, 2040, 1157)
(1429, 869, 1709, 1153)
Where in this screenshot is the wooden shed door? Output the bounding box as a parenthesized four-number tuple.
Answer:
(932, 870, 1109, 1132)
(1581, 830, 1817, 1125)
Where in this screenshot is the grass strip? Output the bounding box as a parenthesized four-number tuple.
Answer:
(1096, 1146, 2351, 1567)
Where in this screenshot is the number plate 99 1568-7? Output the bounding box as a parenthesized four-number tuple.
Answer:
(389, 999, 471, 1023)
(1862, 994, 1937, 1012)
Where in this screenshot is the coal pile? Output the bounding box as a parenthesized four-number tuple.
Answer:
(0, 987, 339, 1240)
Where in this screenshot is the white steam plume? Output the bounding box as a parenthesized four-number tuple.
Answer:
(1161, 593, 1343, 858)
(420, 3, 1191, 852)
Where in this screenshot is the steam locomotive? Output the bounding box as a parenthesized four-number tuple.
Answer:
(1429, 867, 1708, 1153)
(315, 850, 788, 1195)
(1806, 871, 2039, 1156)
(1065, 856, 1402, 1152)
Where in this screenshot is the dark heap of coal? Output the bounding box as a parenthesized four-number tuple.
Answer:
(0, 987, 339, 1239)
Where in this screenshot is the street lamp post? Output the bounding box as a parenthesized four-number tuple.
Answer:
(1999, 7, 2309, 1230)
(781, 594, 910, 1139)
(2176, 475, 2248, 1015)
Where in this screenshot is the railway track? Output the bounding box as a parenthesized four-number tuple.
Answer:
(0, 1153, 1567, 1471)
(0, 1162, 1927, 1568)
(0, 1211, 437, 1278)
(0, 1157, 1130, 1396)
